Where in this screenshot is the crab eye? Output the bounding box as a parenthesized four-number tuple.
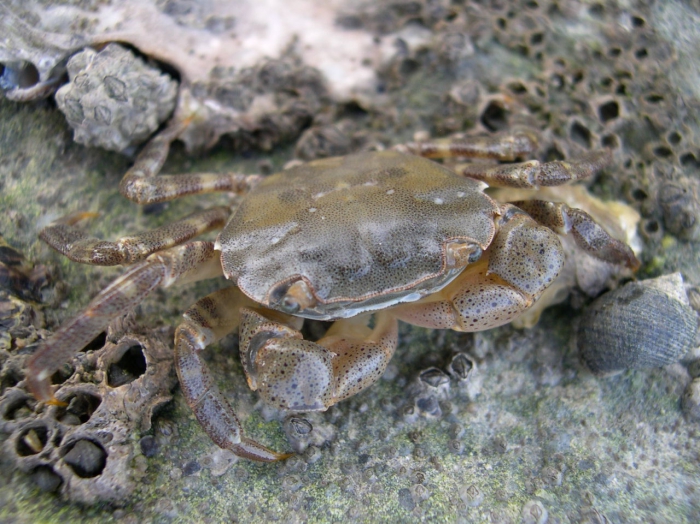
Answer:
(270, 279, 316, 313)
(280, 295, 301, 314)
(467, 246, 483, 264)
(445, 241, 482, 269)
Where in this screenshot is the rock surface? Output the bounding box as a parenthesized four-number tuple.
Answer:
(1, 0, 699, 522)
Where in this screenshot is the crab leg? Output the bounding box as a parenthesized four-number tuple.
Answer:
(119, 119, 261, 205)
(175, 287, 294, 462)
(454, 150, 612, 188)
(393, 205, 565, 331)
(39, 207, 230, 265)
(394, 197, 638, 331)
(510, 199, 640, 269)
(396, 131, 612, 188)
(394, 128, 539, 161)
(26, 241, 221, 402)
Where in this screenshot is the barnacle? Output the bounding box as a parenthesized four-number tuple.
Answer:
(55, 44, 178, 152)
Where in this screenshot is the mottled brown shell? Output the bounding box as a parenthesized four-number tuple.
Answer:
(218, 151, 499, 319)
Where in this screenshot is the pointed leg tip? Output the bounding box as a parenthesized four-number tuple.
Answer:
(627, 252, 641, 271)
(25, 374, 49, 401)
(26, 375, 66, 406)
(231, 438, 294, 463)
(46, 397, 68, 407)
(254, 450, 294, 463)
(54, 210, 100, 226)
(76, 211, 100, 220)
(612, 241, 640, 271)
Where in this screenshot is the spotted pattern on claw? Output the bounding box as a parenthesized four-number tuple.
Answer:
(451, 275, 530, 331)
(392, 257, 534, 332)
(256, 339, 335, 411)
(488, 211, 564, 298)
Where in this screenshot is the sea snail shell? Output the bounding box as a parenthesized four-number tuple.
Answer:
(577, 273, 698, 376)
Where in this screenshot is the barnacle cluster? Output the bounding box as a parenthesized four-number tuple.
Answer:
(1, 328, 177, 502)
(55, 44, 178, 152)
(184, 56, 329, 152)
(399, 2, 699, 243)
(0, 240, 177, 503)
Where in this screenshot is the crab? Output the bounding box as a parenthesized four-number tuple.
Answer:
(25, 119, 639, 462)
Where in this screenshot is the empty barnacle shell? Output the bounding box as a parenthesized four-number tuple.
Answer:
(282, 413, 336, 454)
(659, 180, 699, 240)
(446, 352, 476, 382)
(576, 273, 698, 376)
(415, 367, 451, 401)
(419, 367, 451, 390)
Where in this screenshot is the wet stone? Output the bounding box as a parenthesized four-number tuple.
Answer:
(493, 435, 508, 454)
(30, 466, 63, 493)
(577, 459, 595, 471)
(139, 435, 159, 458)
(182, 459, 201, 476)
(397, 487, 415, 511)
(62, 439, 107, 478)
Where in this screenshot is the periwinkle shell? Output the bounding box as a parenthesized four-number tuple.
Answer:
(577, 273, 698, 376)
